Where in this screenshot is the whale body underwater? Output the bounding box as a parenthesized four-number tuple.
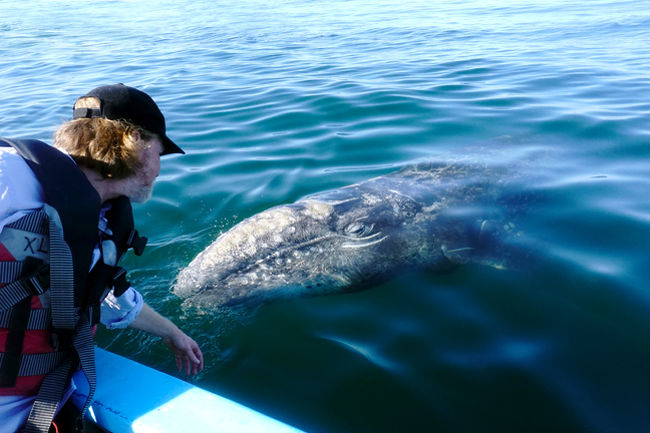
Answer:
(174, 162, 527, 308)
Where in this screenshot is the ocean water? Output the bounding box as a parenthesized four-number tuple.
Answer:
(2, 1, 650, 432)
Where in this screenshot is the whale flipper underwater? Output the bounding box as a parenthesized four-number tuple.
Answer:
(174, 162, 527, 308)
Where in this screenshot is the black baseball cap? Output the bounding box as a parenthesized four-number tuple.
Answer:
(72, 83, 184, 155)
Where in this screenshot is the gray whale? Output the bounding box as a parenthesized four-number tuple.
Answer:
(174, 162, 523, 308)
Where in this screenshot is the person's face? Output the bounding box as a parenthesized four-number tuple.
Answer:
(124, 136, 162, 203)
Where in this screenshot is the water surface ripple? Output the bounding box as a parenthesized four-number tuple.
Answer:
(1, 1, 649, 432)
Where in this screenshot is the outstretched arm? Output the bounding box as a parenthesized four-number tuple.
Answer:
(130, 303, 204, 376)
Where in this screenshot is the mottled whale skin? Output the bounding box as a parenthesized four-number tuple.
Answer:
(175, 162, 520, 308)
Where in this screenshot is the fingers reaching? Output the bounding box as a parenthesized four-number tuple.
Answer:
(164, 331, 204, 377)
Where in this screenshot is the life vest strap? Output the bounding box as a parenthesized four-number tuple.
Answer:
(0, 270, 50, 312)
(0, 351, 69, 377)
(0, 297, 30, 387)
(0, 262, 25, 284)
(43, 205, 77, 332)
(6, 209, 50, 234)
(0, 307, 51, 330)
(21, 356, 74, 433)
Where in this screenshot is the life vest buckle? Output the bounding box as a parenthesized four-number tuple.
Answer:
(112, 267, 131, 297)
(26, 266, 50, 296)
(127, 230, 147, 256)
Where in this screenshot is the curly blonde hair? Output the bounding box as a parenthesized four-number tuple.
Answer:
(54, 96, 155, 179)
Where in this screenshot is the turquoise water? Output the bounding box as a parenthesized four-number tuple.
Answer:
(2, 1, 650, 431)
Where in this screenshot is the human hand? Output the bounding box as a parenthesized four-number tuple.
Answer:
(163, 329, 204, 376)
(130, 303, 205, 376)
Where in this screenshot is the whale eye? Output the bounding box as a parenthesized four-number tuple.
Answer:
(345, 221, 372, 237)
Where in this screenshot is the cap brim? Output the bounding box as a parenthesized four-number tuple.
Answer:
(161, 135, 185, 155)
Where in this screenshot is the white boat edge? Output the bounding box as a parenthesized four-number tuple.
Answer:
(69, 347, 306, 433)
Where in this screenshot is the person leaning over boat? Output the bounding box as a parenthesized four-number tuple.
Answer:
(0, 84, 204, 433)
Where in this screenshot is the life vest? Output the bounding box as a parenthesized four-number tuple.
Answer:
(0, 138, 147, 431)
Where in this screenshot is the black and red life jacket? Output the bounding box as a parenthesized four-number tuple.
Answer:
(0, 138, 146, 431)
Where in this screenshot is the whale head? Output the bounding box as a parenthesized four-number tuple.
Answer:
(174, 182, 442, 308)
